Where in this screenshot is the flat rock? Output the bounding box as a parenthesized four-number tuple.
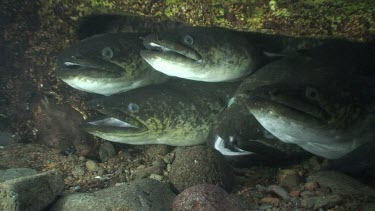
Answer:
(267, 185, 290, 200)
(301, 194, 342, 209)
(50, 178, 176, 211)
(0, 168, 38, 183)
(169, 145, 234, 193)
(306, 171, 375, 196)
(0, 169, 64, 211)
(173, 184, 244, 211)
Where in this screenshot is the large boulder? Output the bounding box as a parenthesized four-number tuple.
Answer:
(306, 171, 375, 196)
(169, 146, 234, 193)
(0, 169, 64, 211)
(173, 184, 244, 211)
(50, 178, 176, 211)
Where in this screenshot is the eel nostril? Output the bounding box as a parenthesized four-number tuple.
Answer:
(71, 55, 83, 60)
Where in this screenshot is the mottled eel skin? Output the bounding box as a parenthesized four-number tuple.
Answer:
(56, 15, 187, 96)
(82, 79, 239, 146)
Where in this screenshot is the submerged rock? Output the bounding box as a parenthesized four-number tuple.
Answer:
(145, 145, 172, 159)
(259, 197, 280, 207)
(306, 171, 375, 196)
(99, 142, 116, 162)
(132, 166, 164, 180)
(301, 194, 343, 209)
(277, 169, 301, 190)
(50, 178, 176, 211)
(0, 168, 38, 182)
(0, 131, 19, 147)
(85, 160, 104, 173)
(0, 169, 64, 211)
(31, 96, 93, 156)
(173, 184, 244, 211)
(267, 185, 290, 201)
(169, 145, 234, 193)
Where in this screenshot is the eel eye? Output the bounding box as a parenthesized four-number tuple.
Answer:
(305, 87, 319, 101)
(128, 103, 139, 113)
(101, 47, 113, 59)
(183, 35, 194, 45)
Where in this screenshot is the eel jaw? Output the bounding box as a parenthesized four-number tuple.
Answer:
(213, 135, 254, 156)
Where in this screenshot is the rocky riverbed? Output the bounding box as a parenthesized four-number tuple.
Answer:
(1, 143, 375, 210)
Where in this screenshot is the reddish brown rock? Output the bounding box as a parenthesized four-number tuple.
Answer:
(289, 190, 301, 198)
(304, 182, 319, 191)
(173, 184, 244, 211)
(31, 95, 94, 156)
(169, 146, 234, 193)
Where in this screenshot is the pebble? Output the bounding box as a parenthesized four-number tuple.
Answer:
(268, 185, 290, 200)
(304, 182, 319, 191)
(152, 158, 167, 168)
(136, 165, 146, 169)
(70, 186, 81, 192)
(146, 166, 164, 175)
(145, 145, 171, 158)
(289, 190, 301, 198)
(300, 191, 315, 198)
(99, 142, 116, 162)
(260, 197, 280, 206)
(97, 168, 105, 176)
(85, 160, 102, 172)
(72, 165, 85, 177)
(166, 164, 172, 172)
(132, 166, 164, 180)
(149, 174, 164, 181)
(78, 156, 86, 162)
(162, 153, 175, 164)
(131, 169, 149, 180)
(277, 169, 300, 190)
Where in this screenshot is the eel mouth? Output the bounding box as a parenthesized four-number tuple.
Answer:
(213, 135, 254, 156)
(140, 34, 203, 66)
(56, 56, 124, 79)
(82, 113, 149, 136)
(247, 86, 329, 122)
